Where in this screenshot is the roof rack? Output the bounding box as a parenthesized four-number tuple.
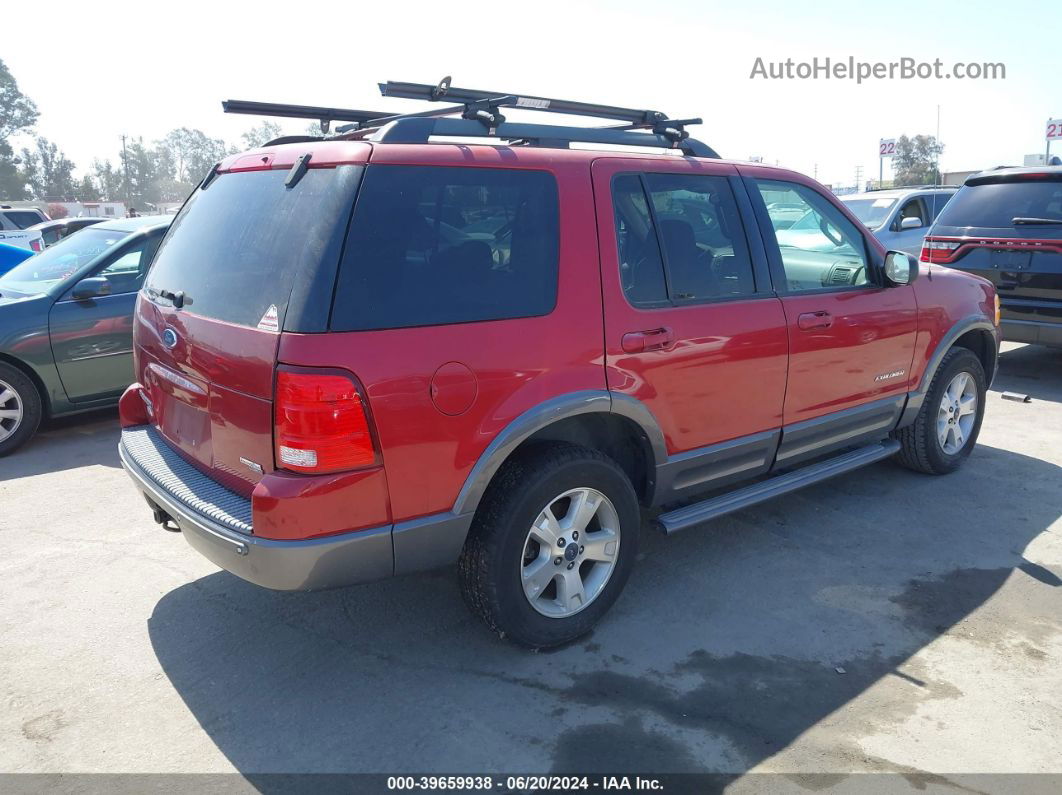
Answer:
(221, 76, 718, 158)
(221, 99, 392, 133)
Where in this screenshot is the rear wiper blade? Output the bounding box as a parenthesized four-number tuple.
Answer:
(1013, 217, 1062, 225)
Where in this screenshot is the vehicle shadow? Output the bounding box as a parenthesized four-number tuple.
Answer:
(148, 442, 1061, 779)
(0, 408, 120, 482)
(994, 342, 1062, 403)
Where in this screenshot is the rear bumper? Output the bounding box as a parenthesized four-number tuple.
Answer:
(1002, 318, 1062, 349)
(119, 426, 393, 590)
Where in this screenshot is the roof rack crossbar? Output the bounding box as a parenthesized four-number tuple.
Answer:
(378, 78, 669, 126)
(222, 99, 393, 133)
(371, 117, 720, 158)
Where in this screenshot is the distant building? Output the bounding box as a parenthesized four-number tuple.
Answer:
(942, 170, 979, 186)
(50, 201, 128, 218)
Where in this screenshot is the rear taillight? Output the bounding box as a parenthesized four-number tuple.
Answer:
(921, 238, 962, 264)
(29, 238, 42, 253)
(274, 368, 378, 474)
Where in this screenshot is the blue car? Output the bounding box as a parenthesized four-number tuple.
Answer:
(0, 241, 35, 276)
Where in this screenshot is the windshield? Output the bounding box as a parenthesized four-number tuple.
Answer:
(840, 197, 897, 228)
(0, 227, 127, 295)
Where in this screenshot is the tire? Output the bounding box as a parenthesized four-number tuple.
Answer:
(894, 348, 986, 475)
(458, 442, 640, 649)
(0, 361, 43, 457)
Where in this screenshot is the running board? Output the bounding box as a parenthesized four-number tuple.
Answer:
(656, 440, 900, 535)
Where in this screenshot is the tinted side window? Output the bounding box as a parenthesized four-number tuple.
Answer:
(612, 175, 668, 307)
(3, 211, 44, 229)
(644, 174, 755, 300)
(331, 166, 559, 331)
(755, 180, 870, 292)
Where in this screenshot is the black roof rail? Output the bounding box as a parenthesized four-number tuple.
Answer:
(367, 116, 720, 158)
(221, 76, 718, 157)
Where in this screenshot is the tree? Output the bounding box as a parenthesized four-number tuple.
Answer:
(47, 202, 69, 219)
(0, 58, 38, 140)
(0, 59, 39, 199)
(75, 174, 101, 202)
(893, 134, 944, 186)
(123, 137, 160, 208)
(241, 121, 283, 148)
(19, 136, 77, 200)
(157, 127, 228, 185)
(0, 141, 29, 200)
(92, 159, 123, 200)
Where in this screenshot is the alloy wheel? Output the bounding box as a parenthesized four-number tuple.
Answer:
(0, 379, 24, 443)
(520, 487, 621, 618)
(937, 371, 977, 455)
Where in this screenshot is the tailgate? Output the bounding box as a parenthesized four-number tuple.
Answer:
(134, 150, 366, 497)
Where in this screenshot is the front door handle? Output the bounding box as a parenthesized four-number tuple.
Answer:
(622, 327, 675, 353)
(797, 311, 833, 330)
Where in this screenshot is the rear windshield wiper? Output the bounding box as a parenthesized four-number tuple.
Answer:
(1013, 217, 1062, 225)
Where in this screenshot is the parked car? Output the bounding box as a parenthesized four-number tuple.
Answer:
(922, 167, 1062, 349)
(0, 241, 35, 276)
(765, 201, 808, 230)
(116, 85, 999, 648)
(1, 205, 49, 229)
(839, 186, 958, 256)
(27, 217, 108, 248)
(0, 206, 47, 254)
(0, 216, 171, 455)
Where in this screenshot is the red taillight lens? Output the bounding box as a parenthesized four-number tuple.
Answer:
(274, 369, 377, 474)
(921, 238, 962, 264)
(29, 239, 42, 252)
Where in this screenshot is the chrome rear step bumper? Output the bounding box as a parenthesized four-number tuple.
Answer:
(119, 426, 393, 590)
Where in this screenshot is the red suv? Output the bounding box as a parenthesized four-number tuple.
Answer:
(118, 82, 1000, 648)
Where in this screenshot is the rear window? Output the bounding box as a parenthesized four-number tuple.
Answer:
(330, 165, 559, 331)
(144, 166, 360, 328)
(935, 180, 1062, 229)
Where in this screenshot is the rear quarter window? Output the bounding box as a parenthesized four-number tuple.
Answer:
(330, 165, 559, 331)
(936, 180, 1062, 229)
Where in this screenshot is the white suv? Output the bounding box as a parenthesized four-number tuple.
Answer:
(0, 206, 48, 252)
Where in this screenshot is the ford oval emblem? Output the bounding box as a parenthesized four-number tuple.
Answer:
(162, 328, 179, 349)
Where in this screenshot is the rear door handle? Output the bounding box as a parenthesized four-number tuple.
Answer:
(797, 311, 833, 330)
(622, 327, 675, 353)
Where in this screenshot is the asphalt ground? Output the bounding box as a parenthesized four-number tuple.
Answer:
(1, 342, 1060, 790)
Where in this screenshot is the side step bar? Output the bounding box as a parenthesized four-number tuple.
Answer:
(656, 440, 901, 535)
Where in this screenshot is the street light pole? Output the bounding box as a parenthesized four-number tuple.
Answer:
(120, 134, 130, 206)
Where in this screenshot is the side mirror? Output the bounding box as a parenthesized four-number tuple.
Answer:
(884, 251, 917, 286)
(70, 277, 112, 300)
(900, 216, 923, 230)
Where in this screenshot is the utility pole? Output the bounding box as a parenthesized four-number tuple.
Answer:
(854, 165, 864, 192)
(813, 163, 818, 181)
(120, 134, 130, 206)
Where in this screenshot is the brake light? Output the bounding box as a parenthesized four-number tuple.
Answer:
(921, 238, 961, 264)
(29, 238, 42, 253)
(274, 369, 377, 474)
(994, 293, 1001, 327)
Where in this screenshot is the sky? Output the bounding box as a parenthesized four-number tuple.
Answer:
(4, 0, 1059, 189)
